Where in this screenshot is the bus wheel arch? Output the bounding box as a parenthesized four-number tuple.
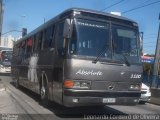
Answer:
(40, 72, 49, 107)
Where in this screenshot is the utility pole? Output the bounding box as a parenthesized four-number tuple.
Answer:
(0, 0, 3, 45)
(152, 13, 160, 88)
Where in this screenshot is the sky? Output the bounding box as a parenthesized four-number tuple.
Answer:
(2, 0, 160, 54)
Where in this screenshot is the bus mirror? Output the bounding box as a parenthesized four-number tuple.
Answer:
(63, 19, 71, 38)
(139, 32, 143, 55)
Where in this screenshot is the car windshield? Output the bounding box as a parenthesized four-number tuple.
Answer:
(69, 19, 110, 59)
(69, 18, 141, 64)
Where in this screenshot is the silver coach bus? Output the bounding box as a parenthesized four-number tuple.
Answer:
(11, 8, 142, 107)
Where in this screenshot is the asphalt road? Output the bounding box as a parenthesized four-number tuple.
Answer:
(0, 74, 160, 120)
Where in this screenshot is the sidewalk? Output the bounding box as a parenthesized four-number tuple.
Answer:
(0, 80, 19, 114)
(0, 79, 5, 91)
(149, 88, 160, 105)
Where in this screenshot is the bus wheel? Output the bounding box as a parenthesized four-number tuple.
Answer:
(40, 80, 49, 107)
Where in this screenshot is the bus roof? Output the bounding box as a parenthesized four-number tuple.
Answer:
(68, 8, 136, 23)
(15, 8, 138, 45)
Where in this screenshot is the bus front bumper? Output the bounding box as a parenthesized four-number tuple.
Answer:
(63, 89, 141, 107)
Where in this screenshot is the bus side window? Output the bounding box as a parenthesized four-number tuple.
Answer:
(51, 25, 55, 48)
(18, 41, 26, 62)
(33, 35, 37, 52)
(26, 38, 33, 58)
(55, 22, 64, 55)
(19, 41, 26, 57)
(37, 32, 43, 51)
(43, 25, 55, 49)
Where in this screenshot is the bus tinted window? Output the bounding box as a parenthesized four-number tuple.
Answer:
(43, 25, 55, 49)
(112, 24, 140, 64)
(55, 22, 64, 53)
(69, 19, 110, 57)
(19, 41, 26, 57)
(1, 51, 12, 61)
(26, 38, 33, 57)
(37, 32, 43, 50)
(33, 33, 42, 52)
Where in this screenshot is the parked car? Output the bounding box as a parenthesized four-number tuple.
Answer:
(139, 83, 151, 104)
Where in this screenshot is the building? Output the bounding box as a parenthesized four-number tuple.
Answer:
(0, 35, 21, 48)
(0, 0, 3, 45)
(141, 55, 154, 64)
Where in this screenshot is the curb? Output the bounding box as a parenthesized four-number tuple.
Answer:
(148, 88, 160, 106)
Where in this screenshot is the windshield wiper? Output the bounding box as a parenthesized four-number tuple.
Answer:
(92, 45, 110, 64)
(118, 54, 130, 66)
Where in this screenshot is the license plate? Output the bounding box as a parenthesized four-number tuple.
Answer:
(102, 98, 116, 103)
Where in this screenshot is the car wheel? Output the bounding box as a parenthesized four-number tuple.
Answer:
(139, 101, 147, 104)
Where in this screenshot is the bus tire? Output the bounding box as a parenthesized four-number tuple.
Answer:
(40, 79, 49, 107)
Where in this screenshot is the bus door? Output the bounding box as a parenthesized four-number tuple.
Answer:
(28, 33, 45, 93)
(37, 27, 56, 95)
(52, 21, 65, 103)
(23, 38, 34, 89)
(19, 41, 27, 82)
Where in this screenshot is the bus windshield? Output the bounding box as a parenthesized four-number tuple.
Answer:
(69, 19, 110, 58)
(0, 50, 12, 66)
(112, 24, 140, 64)
(69, 18, 140, 64)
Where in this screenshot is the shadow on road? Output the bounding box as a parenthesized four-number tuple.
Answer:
(49, 105, 127, 118)
(10, 81, 127, 119)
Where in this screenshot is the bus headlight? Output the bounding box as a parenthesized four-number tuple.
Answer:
(129, 84, 140, 91)
(74, 81, 90, 89)
(64, 80, 91, 89)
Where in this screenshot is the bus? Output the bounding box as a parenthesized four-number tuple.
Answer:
(11, 8, 142, 107)
(0, 50, 13, 73)
(0, 46, 13, 73)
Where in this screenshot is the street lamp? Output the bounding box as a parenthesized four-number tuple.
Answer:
(1, 28, 27, 47)
(2, 28, 27, 37)
(2, 30, 22, 35)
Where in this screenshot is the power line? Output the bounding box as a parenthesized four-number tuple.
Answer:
(140, 0, 151, 6)
(144, 46, 156, 49)
(144, 42, 156, 44)
(144, 34, 157, 37)
(144, 43, 156, 46)
(143, 36, 157, 39)
(100, 0, 125, 11)
(122, 0, 160, 14)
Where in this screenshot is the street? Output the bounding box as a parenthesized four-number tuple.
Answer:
(0, 74, 160, 120)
